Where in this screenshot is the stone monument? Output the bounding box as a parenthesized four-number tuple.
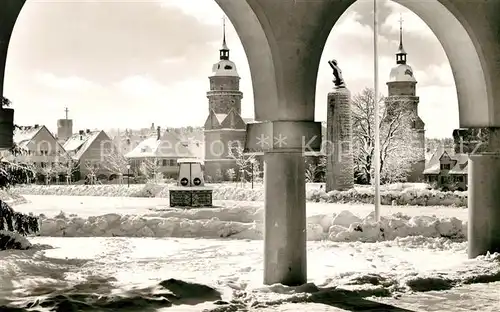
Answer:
(169, 159, 213, 208)
(326, 59, 354, 191)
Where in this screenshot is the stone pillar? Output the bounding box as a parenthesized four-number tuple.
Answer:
(263, 151, 306, 285)
(245, 120, 321, 286)
(326, 88, 354, 191)
(468, 127, 500, 258)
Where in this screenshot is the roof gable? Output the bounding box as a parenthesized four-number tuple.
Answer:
(220, 109, 246, 129)
(14, 126, 43, 148)
(204, 110, 221, 130)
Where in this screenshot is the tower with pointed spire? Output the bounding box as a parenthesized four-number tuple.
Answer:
(57, 107, 73, 144)
(385, 14, 426, 182)
(203, 16, 248, 181)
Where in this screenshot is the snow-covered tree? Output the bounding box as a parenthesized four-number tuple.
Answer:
(140, 158, 161, 183)
(37, 162, 59, 185)
(0, 157, 40, 250)
(84, 161, 100, 185)
(305, 156, 326, 183)
(57, 160, 79, 184)
(249, 158, 262, 185)
(227, 142, 256, 185)
(352, 88, 421, 184)
(226, 168, 236, 182)
(101, 146, 129, 184)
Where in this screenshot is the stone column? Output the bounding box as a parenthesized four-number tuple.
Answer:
(326, 88, 354, 191)
(468, 127, 500, 258)
(245, 120, 321, 286)
(263, 151, 306, 285)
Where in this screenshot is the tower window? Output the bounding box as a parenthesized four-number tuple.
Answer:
(224, 65, 233, 70)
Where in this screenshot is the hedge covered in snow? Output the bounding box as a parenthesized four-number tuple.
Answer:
(308, 188, 468, 207)
(38, 208, 467, 243)
(12, 183, 468, 207)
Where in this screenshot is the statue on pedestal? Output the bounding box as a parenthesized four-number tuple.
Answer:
(328, 59, 346, 89)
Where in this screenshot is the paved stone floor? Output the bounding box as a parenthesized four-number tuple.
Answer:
(254, 282, 500, 311)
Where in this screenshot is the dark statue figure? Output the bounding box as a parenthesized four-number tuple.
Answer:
(328, 59, 346, 88)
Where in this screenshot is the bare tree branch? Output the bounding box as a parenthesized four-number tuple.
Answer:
(352, 88, 422, 184)
(101, 146, 129, 179)
(84, 161, 100, 185)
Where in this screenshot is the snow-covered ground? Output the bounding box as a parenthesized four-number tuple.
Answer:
(0, 195, 498, 311)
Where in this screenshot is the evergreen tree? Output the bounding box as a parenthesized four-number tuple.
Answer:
(0, 97, 40, 249)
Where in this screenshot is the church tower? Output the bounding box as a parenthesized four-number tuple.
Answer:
(203, 17, 247, 181)
(57, 107, 73, 144)
(385, 15, 425, 182)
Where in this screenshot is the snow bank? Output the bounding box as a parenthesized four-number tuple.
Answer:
(38, 209, 468, 242)
(13, 183, 467, 206)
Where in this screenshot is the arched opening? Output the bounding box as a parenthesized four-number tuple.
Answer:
(315, 0, 492, 187)
(316, 0, 489, 131)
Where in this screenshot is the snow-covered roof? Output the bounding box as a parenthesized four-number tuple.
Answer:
(13, 126, 42, 149)
(448, 154, 468, 175)
(423, 147, 468, 175)
(63, 130, 103, 160)
(125, 137, 160, 158)
(388, 64, 417, 83)
(211, 59, 239, 77)
(125, 130, 195, 159)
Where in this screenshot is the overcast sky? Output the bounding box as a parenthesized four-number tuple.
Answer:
(4, 0, 458, 138)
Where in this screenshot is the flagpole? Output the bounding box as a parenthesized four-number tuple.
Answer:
(373, 0, 381, 221)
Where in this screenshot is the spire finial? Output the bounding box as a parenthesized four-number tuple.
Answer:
(220, 15, 229, 60)
(223, 16, 226, 46)
(398, 13, 404, 49)
(64, 107, 69, 119)
(396, 13, 407, 64)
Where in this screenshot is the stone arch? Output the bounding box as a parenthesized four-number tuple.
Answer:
(213, 0, 279, 121)
(316, 0, 495, 128)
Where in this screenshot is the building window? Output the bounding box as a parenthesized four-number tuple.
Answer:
(440, 163, 451, 170)
(441, 176, 448, 184)
(162, 159, 168, 166)
(456, 176, 464, 182)
(169, 159, 176, 166)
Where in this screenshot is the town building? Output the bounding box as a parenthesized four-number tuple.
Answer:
(125, 126, 196, 178)
(63, 129, 114, 181)
(203, 19, 249, 181)
(384, 17, 426, 182)
(422, 128, 488, 190)
(9, 124, 68, 182)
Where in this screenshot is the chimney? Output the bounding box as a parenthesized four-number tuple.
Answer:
(157, 126, 161, 140)
(86, 129, 90, 134)
(34, 124, 39, 129)
(79, 130, 84, 135)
